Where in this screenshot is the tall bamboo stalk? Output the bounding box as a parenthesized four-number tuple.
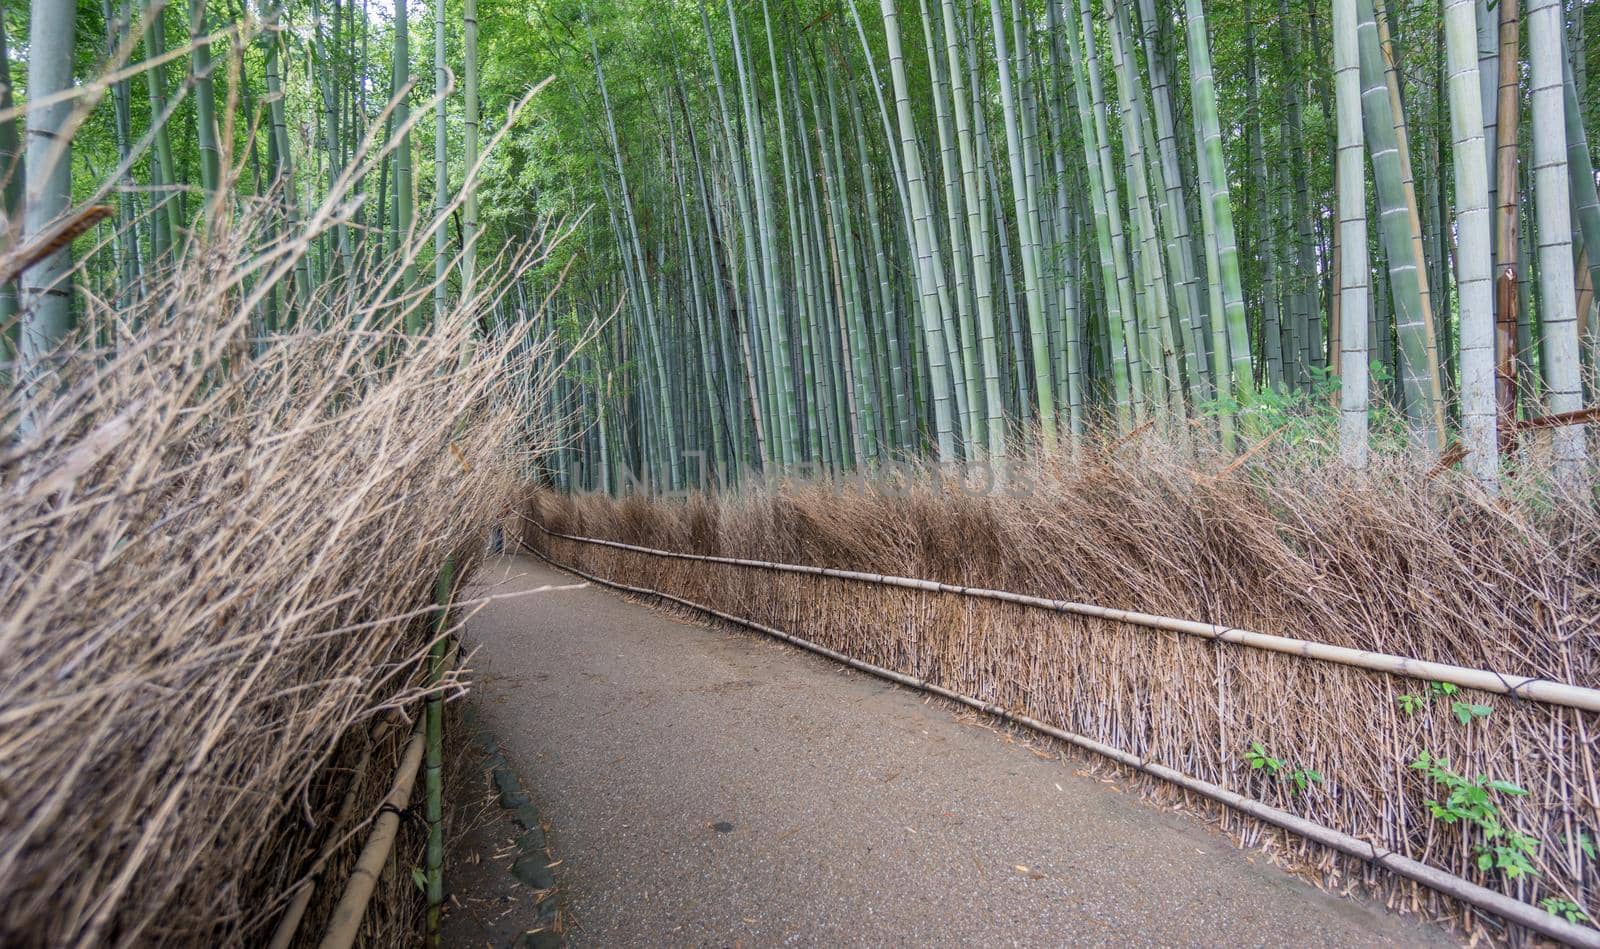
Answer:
(868, 0, 959, 460)
(990, 0, 1056, 448)
(1443, 0, 1497, 486)
(19, 0, 77, 382)
(1333, 0, 1370, 467)
(1527, 0, 1585, 480)
(1184, 0, 1255, 411)
(423, 555, 454, 947)
(1356, 0, 1439, 453)
(0, 0, 22, 352)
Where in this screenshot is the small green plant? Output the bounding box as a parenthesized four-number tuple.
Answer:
(1288, 767, 1324, 794)
(1411, 751, 1539, 879)
(1397, 682, 1491, 725)
(1245, 741, 1284, 775)
(1540, 896, 1589, 924)
(1245, 742, 1322, 795)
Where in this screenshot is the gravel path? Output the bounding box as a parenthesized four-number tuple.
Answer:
(458, 554, 1451, 947)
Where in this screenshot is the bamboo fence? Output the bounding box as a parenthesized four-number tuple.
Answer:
(523, 479, 1600, 944)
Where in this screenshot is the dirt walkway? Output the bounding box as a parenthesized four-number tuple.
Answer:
(455, 554, 1451, 947)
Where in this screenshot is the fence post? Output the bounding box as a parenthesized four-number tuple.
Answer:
(424, 554, 455, 946)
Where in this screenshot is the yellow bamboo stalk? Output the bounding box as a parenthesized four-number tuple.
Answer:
(317, 641, 457, 949)
(316, 724, 426, 949)
(267, 720, 398, 949)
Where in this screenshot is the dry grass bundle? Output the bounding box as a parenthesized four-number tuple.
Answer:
(0, 193, 560, 943)
(529, 436, 1599, 940)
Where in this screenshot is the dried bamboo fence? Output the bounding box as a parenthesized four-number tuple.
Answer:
(524, 485, 1600, 945)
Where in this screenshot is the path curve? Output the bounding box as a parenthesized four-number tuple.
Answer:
(458, 554, 1450, 947)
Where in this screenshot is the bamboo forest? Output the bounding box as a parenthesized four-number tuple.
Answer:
(8, 0, 1600, 488)
(5, 0, 1600, 944)
(520, 0, 1600, 492)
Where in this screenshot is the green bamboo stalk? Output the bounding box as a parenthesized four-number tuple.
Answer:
(1562, 37, 1600, 304)
(1184, 0, 1255, 410)
(1133, 0, 1206, 407)
(970, 37, 1033, 421)
(1441, 0, 1497, 484)
(393, 0, 418, 327)
(1373, 0, 1445, 435)
(1063, 0, 1133, 425)
(423, 555, 455, 947)
(1109, 2, 1183, 417)
(863, 0, 959, 460)
(728, 0, 799, 468)
(842, 71, 913, 449)
(1039, 2, 1086, 433)
(1242, 1, 1282, 392)
(1278, 0, 1316, 388)
(591, 19, 683, 489)
(0, 0, 23, 356)
(817, 61, 883, 463)
(989, 0, 1056, 448)
(145, 0, 185, 259)
(462, 0, 479, 291)
(919, 0, 981, 451)
(312, 0, 353, 275)
(1354, 0, 1438, 453)
(1334, 0, 1370, 467)
(1527, 0, 1585, 479)
(189, 0, 221, 199)
(19, 0, 76, 379)
(700, 2, 778, 467)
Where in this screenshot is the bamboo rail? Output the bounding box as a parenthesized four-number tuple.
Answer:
(523, 530, 1600, 948)
(316, 722, 426, 949)
(315, 640, 459, 949)
(267, 719, 399, 949)
(526, 520, 1600, 714)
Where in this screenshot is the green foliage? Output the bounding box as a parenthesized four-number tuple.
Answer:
(1397, 681, 1491, 725)
(1244, 742, 1322, 795)
(1410, 751, 1539, 880)
(1451, 701, 1493, 725)
(1197, 365, 1416, 461)
(1245, 740, 1283, 774)
(1540, 896, 1589, 924)
(1288, 766, 1324, 794)
(1570, 831, 1598, 862)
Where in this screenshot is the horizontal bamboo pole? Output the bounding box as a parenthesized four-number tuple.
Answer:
(523, 537, 1600, 949)
(316, 723, 426, 949)
(526, 520, 1600, 713)
(317, 641, 458, 949)
(267, 718, 399, 949)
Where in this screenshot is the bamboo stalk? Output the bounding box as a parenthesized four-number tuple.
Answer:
(424, 556, 454, 946)
(267, 719, 397, 949)
(318, 632, 461, 949)
(316, 724, 426, 949)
